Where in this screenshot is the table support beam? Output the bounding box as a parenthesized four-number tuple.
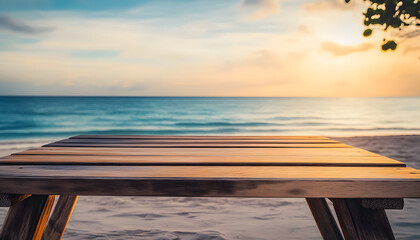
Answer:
(357, 198, 404, 209)
(0, 194, 32, 207)
(0, 195, 55, 240)
(331, 198, 395, 240)
(42, 195, 78, 240)
(306, 198, 343, 240)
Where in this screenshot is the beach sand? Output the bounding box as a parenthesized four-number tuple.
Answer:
(0, 135, 419, 239)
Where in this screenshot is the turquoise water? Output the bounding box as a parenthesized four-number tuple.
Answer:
(1, 96, 420, 140)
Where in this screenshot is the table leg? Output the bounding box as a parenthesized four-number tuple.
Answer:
(0, 194, 31, 207)
(306, 198, 343, 240)
(42, 195, 78, 240)
(0, 195, 55, 240)
(331, 198, 395, 240)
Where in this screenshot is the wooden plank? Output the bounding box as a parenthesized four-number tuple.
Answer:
(0, 195, 55, 240)
(1, 177, 420, 198)
(0, 166, 419, 197)
(2, 166, 418, 180)
(43, 195, 78, 240)
(43, 143, 350, 148)
(13, 147, 381, 157)
(58, 139, 339, 144)
(71, 135, 330, 140)
(306, 198, 343, 240)
(331, 198, 395, 240)
(0, 155, 405, 167)
(358, 198, 404, 209)
(54, 139, 341, 146)
(0, 194, 31, 207)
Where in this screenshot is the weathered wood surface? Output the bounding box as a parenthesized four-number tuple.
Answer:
(59, 138, 340, 143)
(42, 195, 78, 240)
(46, 135, 343, 147)
(1, 135, 416, 240)
(4, 135, 403, 167)
(0, 166, 419, 197)
(358, 198, 404, 209)
(0, 135, 418, 198)
(44, 143, 350, 148)
(71, 135, 330, 140)
(0, 195, 55, 240)
(0, 165, 418, 179)
(0, 154, 405, 167)
(13, 146, 382, 156)
(332, 198, 395, 240)
(0, 194, 31, 207)
(306, 198, 343, 240)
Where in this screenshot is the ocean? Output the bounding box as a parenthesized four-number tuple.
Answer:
(1, 96, 420, 141)
(0, 96, 420, 239)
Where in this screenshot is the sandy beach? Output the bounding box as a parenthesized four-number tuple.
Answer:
(0, 135, 419, 239)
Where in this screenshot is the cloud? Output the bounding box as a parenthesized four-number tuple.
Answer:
(223, 50, 282, 70)
(296, 24, 311, 34)
(241, 0, 280, 20)
(0, 14, 53, 35)
(400, 36, 420, 55)
(400, 29, 420, 39)
(403, 45, 420, 55)
(0, 2, 419, 97)
(321, 41, 374, 56)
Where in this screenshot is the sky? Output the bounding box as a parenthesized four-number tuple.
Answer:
(0, 0, 419, 97)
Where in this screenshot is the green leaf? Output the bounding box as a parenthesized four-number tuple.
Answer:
(345, 0, 418, 51)
(381, 40, 398, 51)
(363, 28, 373, 37)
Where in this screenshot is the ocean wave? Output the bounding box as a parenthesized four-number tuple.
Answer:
(0, 139, 56, 145)
(174, 122, 282, 127)
(2, 126, 420, 140)
(2, 110, 96, 116)
(0, 129, 241, 139)
(268, 116, 326, 121)
(0, 119, 65, 130)
(0, 139, 55, 156)
(1, 97, 420, 140)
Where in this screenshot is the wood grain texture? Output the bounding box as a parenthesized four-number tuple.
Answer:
(14, 146, 380, 156)
(42, 195, 78, 240)
(71, 135, 330, 140)
(0, 194, 30, 207)
(0, 195, 55, 240)
(0, 154, 405, 167)
(0, 165, 419, 179)
(358, 198, 404, 209)
(0, 135, 417, 199)
(1, 178, 420, 198)
(332, 198, 395, 240)
(306, 198, 343, 240)
(43, 143, 350, 148)
(47, 136, 343, 148)
(0, 166, 419, 197)
(58, 139, 339, 144)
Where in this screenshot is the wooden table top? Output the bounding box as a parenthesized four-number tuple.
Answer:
(1, 135, 419, 198)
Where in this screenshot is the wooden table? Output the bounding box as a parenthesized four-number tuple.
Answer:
(1, 135, 419, 240)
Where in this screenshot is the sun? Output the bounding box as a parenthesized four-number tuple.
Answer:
(316, 12, 366, 46)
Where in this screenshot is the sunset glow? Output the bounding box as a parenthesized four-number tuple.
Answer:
(0, 0, 419, 97)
